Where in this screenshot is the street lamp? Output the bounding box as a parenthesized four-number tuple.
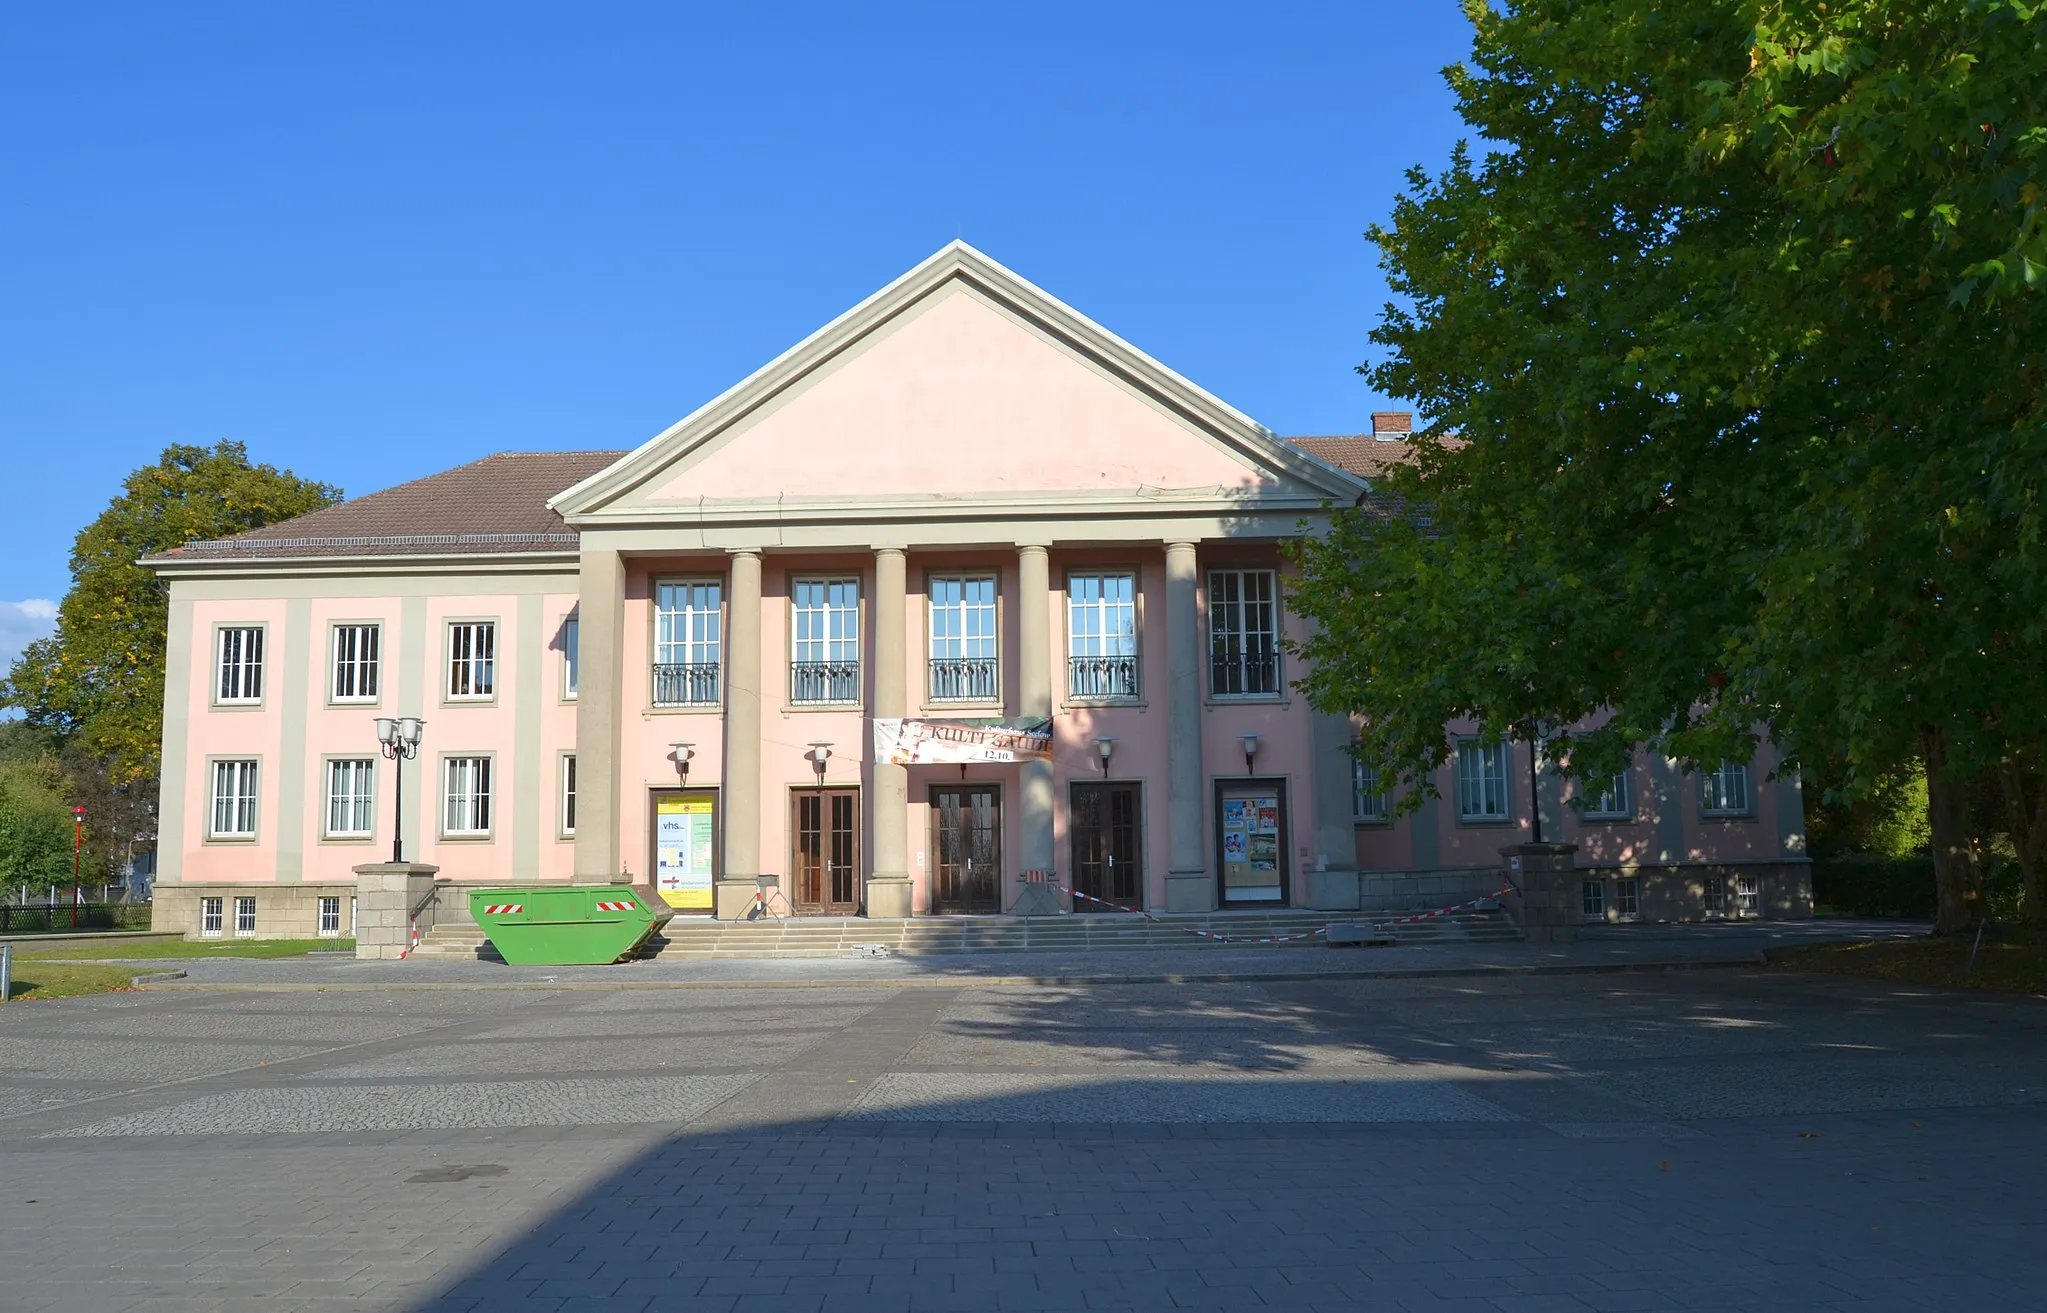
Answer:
(375, 716, 425, 863)
(70, 806, 84, 929)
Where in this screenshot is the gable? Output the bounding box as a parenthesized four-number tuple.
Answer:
(554, 242, 1362, 523)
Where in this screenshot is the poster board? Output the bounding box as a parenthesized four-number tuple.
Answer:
(1218, 786, 1284, 902)
(654, 792, 717, 909)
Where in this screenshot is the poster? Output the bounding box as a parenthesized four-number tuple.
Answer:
(1222, 800, 1249, 831)
(1223, 832, 1247, 861)
(656, 794, 716, 909)
(1220, 790, 1284, 901)
(873, 717, 1052, 764)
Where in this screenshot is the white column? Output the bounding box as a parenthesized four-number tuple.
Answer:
(867, 547, 914, 917)
(1163, 540, 1212, 911)
(716, 549, 762, 919)
(1015, 544, 1058, 914)
(573, 547, 625, 881)
(1307, 708, 1362, 909)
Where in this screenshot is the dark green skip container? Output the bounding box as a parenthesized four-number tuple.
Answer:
(468, 887, 671, 966)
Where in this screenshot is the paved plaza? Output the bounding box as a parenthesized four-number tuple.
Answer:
(1, 964, 2043, 1310)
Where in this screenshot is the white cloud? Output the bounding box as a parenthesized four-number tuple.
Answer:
(0, 598, 58, 674)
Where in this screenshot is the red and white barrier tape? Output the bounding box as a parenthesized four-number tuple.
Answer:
(1370, 888, 1515, 930)
(397, 917, 421, 958)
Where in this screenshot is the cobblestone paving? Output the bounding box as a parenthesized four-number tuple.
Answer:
(0, 968, 2042, 1310)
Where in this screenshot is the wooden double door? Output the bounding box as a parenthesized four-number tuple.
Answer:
(1071, 782, 1142, 911)
(792, 788, 860, 914)
(930, 785, 1001, 914)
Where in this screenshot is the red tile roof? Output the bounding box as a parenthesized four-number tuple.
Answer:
(147, 450, 627, 562)
(1285, 435, 1422, 480)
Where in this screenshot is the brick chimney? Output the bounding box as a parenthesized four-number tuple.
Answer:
(1370, 411, 1414, 442)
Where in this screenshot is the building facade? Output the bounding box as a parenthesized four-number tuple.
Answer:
(146, 244, 1811, 939)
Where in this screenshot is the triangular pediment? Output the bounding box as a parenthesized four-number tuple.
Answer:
(552, 242, 1362, 525)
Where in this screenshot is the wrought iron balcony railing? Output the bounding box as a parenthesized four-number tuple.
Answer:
(928, 657, 999, 703)
(652, 662, 721, 707)
(790, 661, 861, 705)
(1068, 655, 1139, 700)
(1208, 648, 1279, 697)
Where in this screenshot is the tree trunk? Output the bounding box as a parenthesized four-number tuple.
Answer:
(1922, 726, 1980, 935)
(2002, 759, 2047, 929)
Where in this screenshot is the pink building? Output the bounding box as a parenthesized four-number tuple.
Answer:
(144, 244, 1810, 940)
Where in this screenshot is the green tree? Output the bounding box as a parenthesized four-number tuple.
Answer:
(1289, 0, 2047, 933)
(1, 442, 340, 788)
(0, 747, 74, 891)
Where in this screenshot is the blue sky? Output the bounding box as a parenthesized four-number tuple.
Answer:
(0, 1, 1476, 652)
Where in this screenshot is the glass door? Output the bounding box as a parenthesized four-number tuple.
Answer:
(793, 788, 860, 914)
(931, 785, 1001, 913)
(1071, 782, 1142, 911)
(1216, 781, 1287, 905)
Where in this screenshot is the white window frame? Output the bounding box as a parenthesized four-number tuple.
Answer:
(200, 896, 224, 937)
(1207, 568, 1281, 697)
(790, 577, 862, 705)
(1701, 760, 1752, 816)
(234, 895, 257, 937)
(323, 758, 376, 840)
(1582, 769, 1632, 821)
(1704, 874, 1728, 918)
(560, 614, 580, 700)
(317, 895, 343, 937)
(1735, 873, 1761, 917)
(214, 625, 266, 705)
(1352, 756, 1389, 823)
(1615, 876, 1641, 921)
(329, 623, 381, 703)
(1066, 571, 1139, 701)
(442, 755, 494, 838)
(1454, 741, 1513, 823)
(928, 574, 999, 703)
(560, 753, 577, 838)
(653, 580, 723, 707)
(208, 759, 260, 839)
(445, 621, 497, 701)
(1581, 879, 1606, 920)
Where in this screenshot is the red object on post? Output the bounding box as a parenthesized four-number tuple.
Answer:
(71, 806, 84, 929)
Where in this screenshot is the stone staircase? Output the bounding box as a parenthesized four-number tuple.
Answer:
(409, 906, 1521, 961)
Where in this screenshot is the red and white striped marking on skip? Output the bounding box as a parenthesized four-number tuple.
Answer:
(482, 903, 523, 914)
(594, 900, 636, 912)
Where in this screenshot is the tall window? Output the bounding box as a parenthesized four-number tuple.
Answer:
(929, 575, 998, 701)
(791, 578, 861, 704)
(560, 755, 577, 836)
(1454, 741, 1512, 822)
(1615, 877, 1640, 920)
(561, 615, 580, 699)
(1581, 879, 1606, 920)
(330, 624, 380, 702)
(1702, 759, 1751, 815)
(654, 581, 722, 706)
(443, 756, 493, 836)
(200, 896, 224, 937)
(325, 758, 375, 838)
(210, 760, 259, 837)
(216, 626, 265, 703)
(234, 896, 257, 936)
(1067, 572, 1138, 700)
(1208, 569, 1278, 696)
(318, 896, 343, 937)
(1583, 769, 1631, 820)
(446, 621, 496, 699)
(1352, 757, 1389, 822)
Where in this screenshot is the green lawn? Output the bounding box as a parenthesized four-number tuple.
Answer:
(17, 938, 353, 961)
(3, 961, 147, 1002)
(1766, 925, 2047, 996)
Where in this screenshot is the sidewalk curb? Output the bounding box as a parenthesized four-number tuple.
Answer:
(138, 955, 1768, 991)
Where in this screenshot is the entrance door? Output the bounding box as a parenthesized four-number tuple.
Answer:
(793, 788, 860, 914)
(931, 785, 1001, 914)
(651, 789, 719, 913)
(1216, 780, 1288, 905)
(1071, 782, 1141, 911)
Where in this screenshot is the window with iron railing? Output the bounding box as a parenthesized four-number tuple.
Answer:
(1067, 572, 1138, 700)
(1207, 568, 1279, 696)
(791, 578, 860, 705)
(929, 575, 998, 702)
(654, 580, 722, 707)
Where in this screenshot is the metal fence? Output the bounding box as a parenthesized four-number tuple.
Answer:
(0, 899, 153, 935)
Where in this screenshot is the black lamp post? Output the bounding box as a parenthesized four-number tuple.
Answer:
(375, 716, 424, 863)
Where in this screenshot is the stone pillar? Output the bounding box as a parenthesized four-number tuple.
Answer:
(1013, 543, 1060, 916)
(1307, 709, 1362, 910)
(573, 547, 626, 881)
(867, 546, 914, 918)
(352, 861, 440, 960)
(716, 549, 763, 920)
(1163, 540, 1212, 912)
(1502, 842, 1579, 943)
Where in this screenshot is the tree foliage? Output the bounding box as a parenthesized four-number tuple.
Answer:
(1289, 0, 2047, 932)
(1, 442, 340, 787)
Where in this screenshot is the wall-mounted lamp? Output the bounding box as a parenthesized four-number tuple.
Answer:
(1241, 732, 1261, 775)
(1095, 736, 1116, 775)
(806, 741, 834, 787)
(669, 741, 696, 785)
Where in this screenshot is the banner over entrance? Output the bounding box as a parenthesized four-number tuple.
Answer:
(873, 717, 1052, 765)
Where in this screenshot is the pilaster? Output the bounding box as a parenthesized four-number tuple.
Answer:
(572, 548, 625, 881)
(867, 546, 913, 917)
(1164, 540, 1212, 911)
(718, 549, 763, 917)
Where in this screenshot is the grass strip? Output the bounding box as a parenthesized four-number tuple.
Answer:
(1766, 926, 2047, 996)
(17, 938, 354, 961)
(3, 962, 143, 1002)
